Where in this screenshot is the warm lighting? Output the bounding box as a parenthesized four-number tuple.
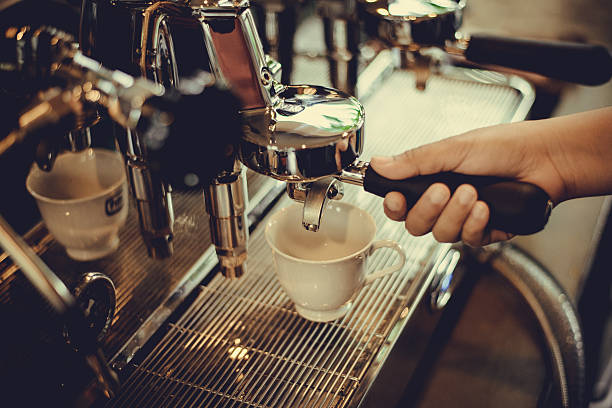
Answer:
(376, 8, 390, 16)
(228, 345, 249, 360)
(19, 102, 51, 127)
(16, 27, 28, 41)
(85, 90, 101, 103)
(5, 27, 17, 38)
(72, 85, 83, 99)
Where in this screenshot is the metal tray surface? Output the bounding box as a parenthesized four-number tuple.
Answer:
(108, 186, 443, 408)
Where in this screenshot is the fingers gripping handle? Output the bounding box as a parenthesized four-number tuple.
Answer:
(364, 240, 406, 285)
(363, 167, 553, 235)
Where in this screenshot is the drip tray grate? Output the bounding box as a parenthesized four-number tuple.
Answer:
(109, 197, 440, 408)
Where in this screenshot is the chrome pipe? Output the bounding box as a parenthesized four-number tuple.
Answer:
(139, 1, 188, 85)
(204, 162, 249, 279)
(468, 243, 586, 408)
(126, 154, 175, 259)
(0, 216, 119, 401)
(0, 216, 73, 314)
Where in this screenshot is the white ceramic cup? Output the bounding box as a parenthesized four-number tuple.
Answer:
(26, 148, 129, 261)
(265, 201, 406, 322)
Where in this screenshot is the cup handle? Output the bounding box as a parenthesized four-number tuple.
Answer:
(364, 240, 406, 285)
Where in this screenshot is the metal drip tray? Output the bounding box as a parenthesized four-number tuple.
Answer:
(106, 65, 533, 407)
(108, 192, 445, 408)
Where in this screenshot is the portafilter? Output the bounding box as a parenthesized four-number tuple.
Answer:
(238, 84, 552, 235)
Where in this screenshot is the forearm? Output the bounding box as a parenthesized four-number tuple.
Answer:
(537, 106, 612, 201)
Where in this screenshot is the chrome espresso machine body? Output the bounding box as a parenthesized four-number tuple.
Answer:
(80, 0, 367, 274)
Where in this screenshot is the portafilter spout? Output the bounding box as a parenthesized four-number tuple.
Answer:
(286, 177, 344, 232)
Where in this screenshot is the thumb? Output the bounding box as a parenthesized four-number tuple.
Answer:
(370, 137, 471, 180)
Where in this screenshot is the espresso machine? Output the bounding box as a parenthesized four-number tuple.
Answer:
(1, 0, 609, 406)
(77, 0, 554, 266)
(0, 20, 247, 405)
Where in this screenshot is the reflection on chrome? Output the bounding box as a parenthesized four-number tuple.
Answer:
(239, 85, 364, 182)
(369, 0, 464, 19)
(386, 0, 461, 18)
(228, 338, 250, 360)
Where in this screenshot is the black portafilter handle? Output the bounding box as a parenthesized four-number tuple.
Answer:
(363, 166, 553, 235)
(464, 33, 612, 86)
(137, 83, 243, 188)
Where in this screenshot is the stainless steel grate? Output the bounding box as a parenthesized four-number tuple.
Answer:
(108, 191, 441, 408)
(107, 63, 532, 407)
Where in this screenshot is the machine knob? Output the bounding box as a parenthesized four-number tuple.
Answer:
(64, 272, 116, 344)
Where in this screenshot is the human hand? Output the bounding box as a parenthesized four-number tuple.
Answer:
(370, 120, 569, 246)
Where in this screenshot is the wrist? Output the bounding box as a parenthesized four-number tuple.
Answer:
(540, 107, 612, 201)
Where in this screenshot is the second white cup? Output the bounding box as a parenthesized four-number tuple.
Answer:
(265, 201, 406, 322)
(26, 148, 129, 261)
